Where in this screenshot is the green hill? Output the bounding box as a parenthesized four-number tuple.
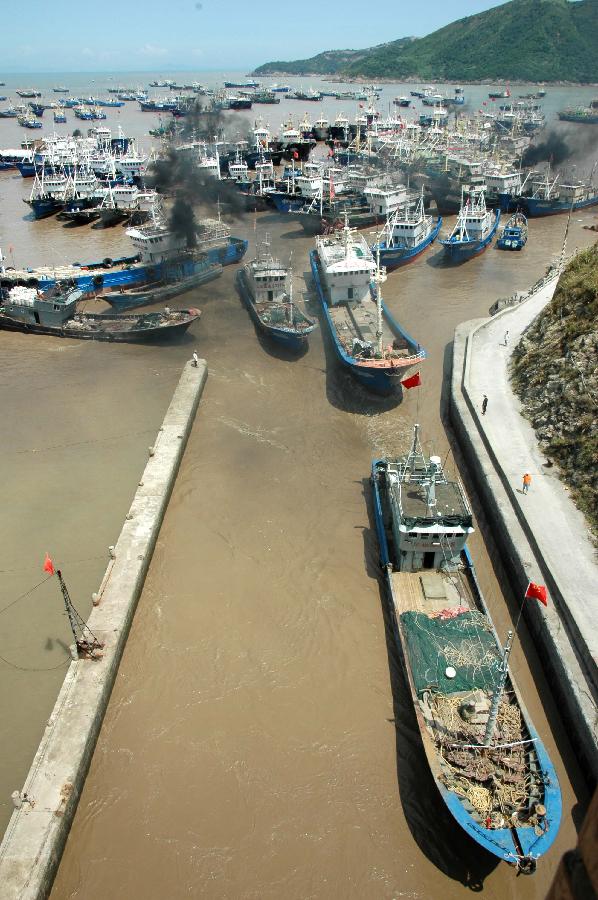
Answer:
(253, 41, 412, 76)
(253, 0, 598, 83)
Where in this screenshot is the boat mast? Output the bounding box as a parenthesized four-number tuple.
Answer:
(373, 245, 386, 356)
(483, 629, 514, 746)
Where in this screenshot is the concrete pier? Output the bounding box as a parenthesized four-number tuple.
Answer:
(450, 274, 598, 784)
(0, 358, 208, 900)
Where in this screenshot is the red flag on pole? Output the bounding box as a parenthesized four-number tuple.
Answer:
(401, 371, 421, 389)
(43, 553, 55, 576)
(525, 582, 548, 606)
(292, 150, 299, 160)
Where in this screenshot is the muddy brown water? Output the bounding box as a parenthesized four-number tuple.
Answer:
(0, 77, 596, 896)
(43, 214, 596, 899)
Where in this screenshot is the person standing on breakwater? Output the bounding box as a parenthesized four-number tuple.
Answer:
(482, 394, 488, 415)
(522, 472, 532, 494)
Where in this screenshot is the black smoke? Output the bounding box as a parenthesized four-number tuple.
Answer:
(147, 142, 246, 248)
(520, 126, 597, 172)
(521, 132, 570, 168)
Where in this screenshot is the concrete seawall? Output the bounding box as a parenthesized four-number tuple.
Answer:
(0, 358, 208, 900)
(450, 279, 598, 785)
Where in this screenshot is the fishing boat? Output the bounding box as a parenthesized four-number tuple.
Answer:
(53, 110, 67, 124)
(102, 260, 222, 311)
(310, 218, 425, 394)
(440, 189, 500, 261)
(24, 169, 70, 219)
(0, 284, 200, 342)
(370, 425, 561, 872)
(488, 87, 510, 99)
(237, 239, 316, 350)
(557, 105, 598, 125)
(371, 195, 442, 270)
(53, 86, 70, 93)
(497, 212, 528, 250)
(512, 172, 598, 217)
(1, 203, 247, 293)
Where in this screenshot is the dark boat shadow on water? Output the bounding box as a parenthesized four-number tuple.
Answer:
(359, 477, 499, 890)
(303, 269, 404, 416)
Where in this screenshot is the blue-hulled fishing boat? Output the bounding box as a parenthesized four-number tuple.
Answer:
(497, 212, 528, 250)
(2, 203, 247, 292)
(440, 189, 500, 261)
(512, 172, 598, 217)
(310, 219, 425, 394)
(370, 426, 561, 874)
(237, 240, 316, 350)
(372, 195, 442, 270)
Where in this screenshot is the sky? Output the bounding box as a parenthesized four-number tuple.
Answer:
(0, 0, 507, 73)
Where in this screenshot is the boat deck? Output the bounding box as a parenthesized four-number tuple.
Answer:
(330, 299, 409, 355)
(389, 570, 473, 616)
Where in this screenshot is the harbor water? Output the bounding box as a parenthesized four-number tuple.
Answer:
(0, 71, 597, 898)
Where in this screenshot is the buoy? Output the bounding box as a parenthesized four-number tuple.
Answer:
(445, 666, 457, 679)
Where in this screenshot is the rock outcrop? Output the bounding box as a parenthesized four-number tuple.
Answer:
(511, 244, 598, 538)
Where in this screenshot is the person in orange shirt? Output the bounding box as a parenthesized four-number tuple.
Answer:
(522, 473, 532, 494)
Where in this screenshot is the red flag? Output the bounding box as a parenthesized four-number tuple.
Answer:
(327, 148, 333, 157)
(43, 553, 55, 576)
(329, 175, 335, 200)
(292, 150, 299, 160)
(401, 371, 421, 389)
(525, 582, 548, 606)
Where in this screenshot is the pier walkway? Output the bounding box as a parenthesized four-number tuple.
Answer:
(451, 274, 598, 783)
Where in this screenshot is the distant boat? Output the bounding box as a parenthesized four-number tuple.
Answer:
(270, 84, 290, 92)
(237, 239, 317, 350)
(440, 188, 500, 261)
(557, 105, 598, 125)
(511, 172, 598, 217)
(53, 86, 70, 93)
(497, 212, 528, 250)
(53, 110, 67, 124)
(372, 195, 442, 270)
(488, 87, 510, 99)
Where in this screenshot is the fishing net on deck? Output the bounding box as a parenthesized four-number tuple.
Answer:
(401, 610, 503, 696)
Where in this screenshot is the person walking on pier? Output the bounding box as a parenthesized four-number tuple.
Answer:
(482, 394, 488, 415)
(504, 330, 509, 346)
(522, 472, 532, 494)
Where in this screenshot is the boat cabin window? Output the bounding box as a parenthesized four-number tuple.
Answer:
(347, 287, 354, 300)
(267, 290, 273, 301)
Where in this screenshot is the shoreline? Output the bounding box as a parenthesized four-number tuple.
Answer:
(450, 275, 598, 786)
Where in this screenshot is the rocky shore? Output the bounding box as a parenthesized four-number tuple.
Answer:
(511, 244, 598, 539)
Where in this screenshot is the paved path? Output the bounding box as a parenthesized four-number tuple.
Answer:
(466, 279, 598, 675)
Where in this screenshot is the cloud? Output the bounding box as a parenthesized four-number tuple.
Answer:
(138, 43, 168, 57)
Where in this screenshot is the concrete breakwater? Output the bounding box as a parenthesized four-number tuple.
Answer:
(450, 278, 598, 785)
(0, 358, 208, 900)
